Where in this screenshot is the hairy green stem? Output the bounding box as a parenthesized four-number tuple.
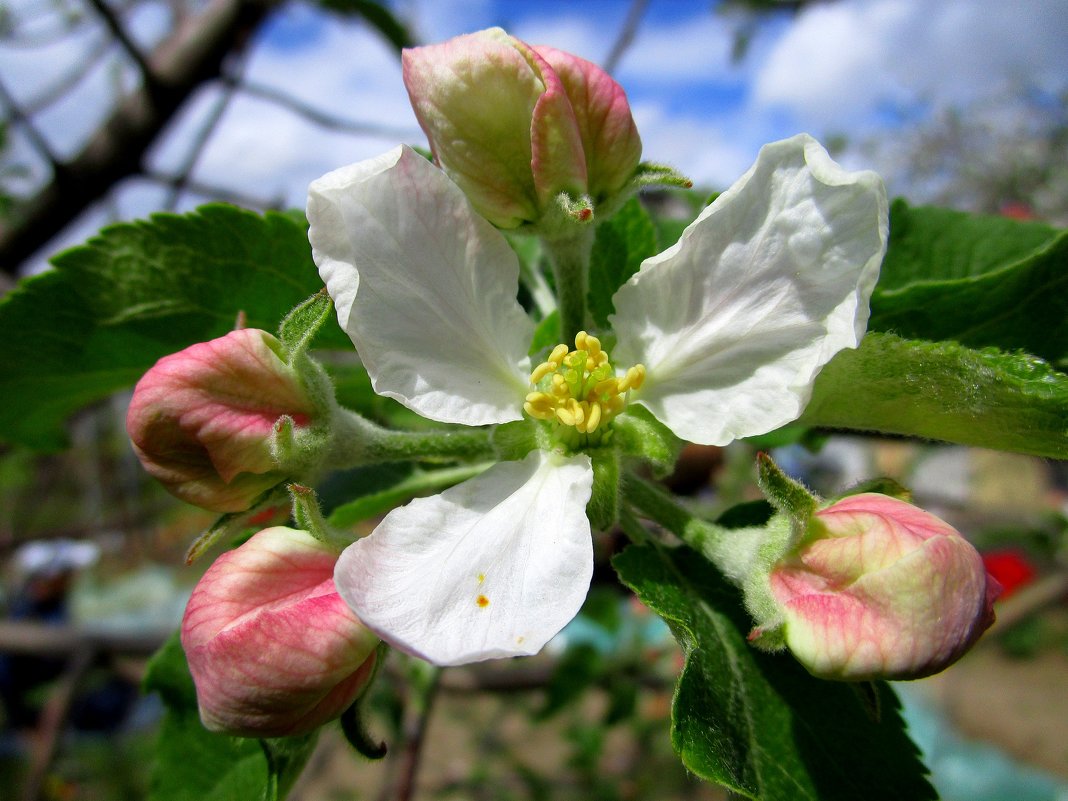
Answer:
(544, 228, 595, 343)
(624, 473, 765, 585)
(330, 409, 497, 466)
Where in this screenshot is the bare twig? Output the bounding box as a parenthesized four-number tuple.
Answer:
(386, 668, 442, 801)
(236, 78, 422, 141)
(991, 571, 1068, 631)
(0, 620, 170, 657)
(20, 647, 96, 801)
(85, 0, 155, 83)
(603, 0, 649, 74)
(0, 78, 61, 170)
(0, 0, 274, 275)
(162, 57, 247, 210)
(145, 169, 282, 209)
(22, 35, 113, 115)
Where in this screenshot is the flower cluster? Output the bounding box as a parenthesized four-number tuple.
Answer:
(126, 27, 1000, 735)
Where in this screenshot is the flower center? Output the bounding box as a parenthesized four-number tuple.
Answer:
(524, 331, 645, 444)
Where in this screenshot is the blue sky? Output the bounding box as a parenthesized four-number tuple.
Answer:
(2, 0, 1067, 269)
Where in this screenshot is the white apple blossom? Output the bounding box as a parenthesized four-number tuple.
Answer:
(307, 136, 887, 666)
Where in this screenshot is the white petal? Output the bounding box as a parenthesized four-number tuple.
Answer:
(308, 145, 536, 426)
(334, 451, 594, 666)
(611, 134, 888, 445)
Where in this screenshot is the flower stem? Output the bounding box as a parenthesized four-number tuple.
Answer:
(330, 409, 497, 466)
(624, 473, 764, 585)
(544, 228, 595, 343)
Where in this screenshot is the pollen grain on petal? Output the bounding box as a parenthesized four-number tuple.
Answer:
(476, 594, 490, 608)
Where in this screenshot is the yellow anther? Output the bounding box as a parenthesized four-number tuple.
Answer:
(524, 333, 645, 440)
(530, 360, 556, 384)
(569, 398, 585, 426)
(585, 402, 602, 433)
(551, 373, 568, 396)
(593, 377, 618, 397)
(630, 364, 646, 390)
(618, 365, 647, 392)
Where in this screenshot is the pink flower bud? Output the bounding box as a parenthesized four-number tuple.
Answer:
(127, 329, 316, 513)
(180, 527, 379, 737)
(402, 27, 641, 228)
(768, 493, 999, 680)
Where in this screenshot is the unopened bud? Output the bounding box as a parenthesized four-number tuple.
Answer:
(180, 527, 379, 737)
(763, 493, 999, 680)
(127, 329, 319, 513)
(402, 27, 641, 229)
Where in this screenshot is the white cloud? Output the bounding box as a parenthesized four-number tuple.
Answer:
(752, 0, 1068, 130)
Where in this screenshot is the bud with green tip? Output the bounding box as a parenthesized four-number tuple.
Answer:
(180, 526, 379, 737)
(402, 27, 642, 230)
(126, 329, 321, 513)
(756, 492, 1000, 680)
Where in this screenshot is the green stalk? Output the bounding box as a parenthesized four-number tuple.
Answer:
(544, 228, 595, 343)
(624, 473, 766, 586)
(330, 409, 497, 466)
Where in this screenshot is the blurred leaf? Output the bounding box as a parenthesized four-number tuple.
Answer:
(801, 332, 1068, 459)
(0, 205, 343, 451)
(143, 633, 318, 801)
(613, 543, 935, 801)
(871, 201, 1068, 364)
(537, 643, 604, 720)
(316, 0, 414, 50)
(326, 462, 491, 528)
(588, 197, 659, 327)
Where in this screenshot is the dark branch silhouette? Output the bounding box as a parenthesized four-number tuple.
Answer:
(0, 0, 273, 275)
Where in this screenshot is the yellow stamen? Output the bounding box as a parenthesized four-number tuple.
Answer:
(529, 360, 557, 384)
(525, 333, 645, 441)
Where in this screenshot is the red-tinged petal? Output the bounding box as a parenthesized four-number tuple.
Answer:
(181, 527, 378, 737)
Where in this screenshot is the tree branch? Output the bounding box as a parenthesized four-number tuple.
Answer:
(0, 0, 275, 275)
(85, 0, 155, 83)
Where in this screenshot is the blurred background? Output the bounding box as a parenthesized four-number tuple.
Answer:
(1, 1, 1066, 799)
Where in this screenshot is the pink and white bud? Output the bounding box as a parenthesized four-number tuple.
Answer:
(768, 493, 999, 680)
(402, 27, 640, 228)
(180, 527, 379, 737)
(127, 329, 316, 513)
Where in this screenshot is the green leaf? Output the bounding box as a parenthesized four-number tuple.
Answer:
(613, 544, 935, 801)
(588, 197, 659, 328)
(143, 633, 318, 801)
(0, 205, 344, 451)
(801, 332, 1068, 458)
(326, 462, 492, 528)
(871, 201, 1068, 364)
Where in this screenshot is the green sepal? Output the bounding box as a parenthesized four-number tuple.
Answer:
(587, 448, 621, 532)
(755, 452, 818, 521)
(339, 642, 389, 760)
(288, 483, 352, 552)
(269, 414, 332, 475)
(492, 419, 539, 462)
(833, 476, 912, 503)
(184, 484, 291, 564)
(629, 161, 693, 190)
(533, 191, 595, 241)
(614, 406, 682, 476)
(278, 289, 335, 359)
